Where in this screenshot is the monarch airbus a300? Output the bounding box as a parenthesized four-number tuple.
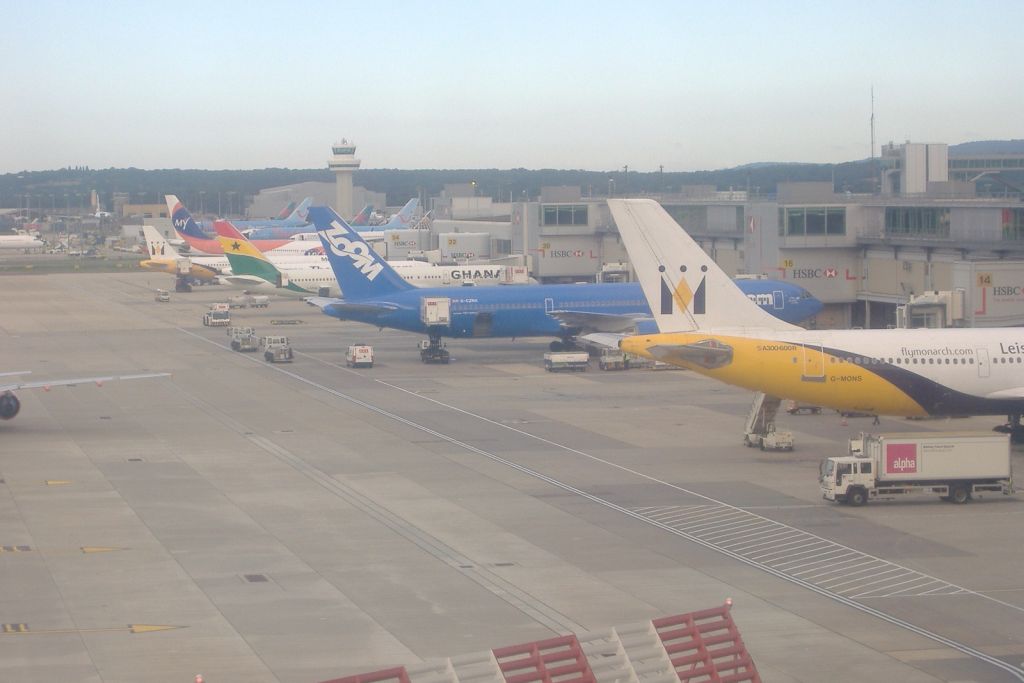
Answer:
(609, 198, 1024, 438)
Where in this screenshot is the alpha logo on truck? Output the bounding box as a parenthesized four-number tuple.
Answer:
(885, 443, 918, 474)
(323, 221, 383, 281)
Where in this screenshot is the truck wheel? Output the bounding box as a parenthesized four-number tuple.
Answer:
(759, 441, 766, 451)
(847, 488, 867, 507)
(950, 485, 970, 504)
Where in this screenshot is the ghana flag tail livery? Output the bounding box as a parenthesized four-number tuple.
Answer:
(214, 220, 295, 290)
(309, 206, 414, 300)
(608, 198, 798, 335)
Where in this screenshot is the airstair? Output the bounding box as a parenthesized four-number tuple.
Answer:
(743, 392, 782, 447)
(319, 603, 760, 683)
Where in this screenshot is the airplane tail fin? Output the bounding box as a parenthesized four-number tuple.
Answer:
(288, 197, 312, 223)
(308, 206, 414, 300)
(141, 225, 179, 258)
(276, 200, 297, 220)
(350, 204, 373, 226)
(382, 198, 419, 229)
(608, 199, 799, 332)
(166, 195, 210, 240)
(213, 220, 283, 285)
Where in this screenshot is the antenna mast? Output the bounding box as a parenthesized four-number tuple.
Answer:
(870, 85, 876, 159)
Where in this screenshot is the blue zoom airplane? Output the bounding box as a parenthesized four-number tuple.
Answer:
(306, 207, 823, 363)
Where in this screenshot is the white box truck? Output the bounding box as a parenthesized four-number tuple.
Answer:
(543, 351, 589, 372)
(820, 431, 1013, 506)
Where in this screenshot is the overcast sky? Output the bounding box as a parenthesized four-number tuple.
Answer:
(2, 0, 1020, 173)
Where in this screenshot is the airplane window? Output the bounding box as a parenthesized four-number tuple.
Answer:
(970, 358, 975, 364)
(952, 358, 958, 364)
(912, 358, 918, 364)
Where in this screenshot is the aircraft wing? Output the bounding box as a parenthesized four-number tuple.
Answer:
(222, 274, 267, 286)
(1, 372, 171, 393)
(304, 298, 400, 317)
(547, 310, 642, 334)
(985, 387, 1024, 400)
(579, 333, 627, 349)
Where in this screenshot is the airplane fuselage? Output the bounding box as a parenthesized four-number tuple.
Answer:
(622, 327, 1024, 417)
(322, 281, 821, 340)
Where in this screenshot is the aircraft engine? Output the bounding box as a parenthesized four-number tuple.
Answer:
(0, 391, 20, 420)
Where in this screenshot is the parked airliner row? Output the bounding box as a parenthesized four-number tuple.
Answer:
(243, 198, 420, 240)
(212, 220, 534, 296)
(140, 225, 334, 282)
(609, 199, 1024, 436)
(303, 207, 822, 359)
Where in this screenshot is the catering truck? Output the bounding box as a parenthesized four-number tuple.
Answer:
(345, 344, 374, 368)
(203, 303, 231, 327)
(820, 432, 1013, 506)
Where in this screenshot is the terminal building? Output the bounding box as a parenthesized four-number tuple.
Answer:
(252, 140, 1024, 330)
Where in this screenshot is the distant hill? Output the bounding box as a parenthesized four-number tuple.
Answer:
(11, 140, 1022, 210)
(950, 140, 1024, 156)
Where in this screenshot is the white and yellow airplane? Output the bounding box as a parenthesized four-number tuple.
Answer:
(609, 199, 1024, 433)
(1, 371, 170, 422)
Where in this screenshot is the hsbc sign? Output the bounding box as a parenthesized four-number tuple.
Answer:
(791, 267, 838, 279)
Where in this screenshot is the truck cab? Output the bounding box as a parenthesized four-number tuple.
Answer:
(820, 456, 874, 505)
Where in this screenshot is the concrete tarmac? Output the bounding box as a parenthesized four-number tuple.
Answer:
(1, 273, 1022, 683)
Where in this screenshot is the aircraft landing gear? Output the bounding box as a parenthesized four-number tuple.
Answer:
(419, 330, 450, 364)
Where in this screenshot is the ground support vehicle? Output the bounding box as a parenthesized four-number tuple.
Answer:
(418, 339, 450, 364)
(786, 400, 822, 414)
(228, 294, 270, 309)
(820, 431, 1013, 506)
(155, 289, 170, 302)
(544, 352, 589, 372)
(743, 393, 794, 451)
(346, 345, 374, 368)
(203, 303, 230, 327)
(227, 327, 258, 352)
(598, 350, 628, 371)
(419, 298, 452, 364)
(260, 336, 293, 363)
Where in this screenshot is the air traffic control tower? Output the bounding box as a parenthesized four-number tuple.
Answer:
(329, 139, 360, 219)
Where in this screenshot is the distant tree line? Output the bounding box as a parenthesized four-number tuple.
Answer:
(0, 162, 883, 211)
